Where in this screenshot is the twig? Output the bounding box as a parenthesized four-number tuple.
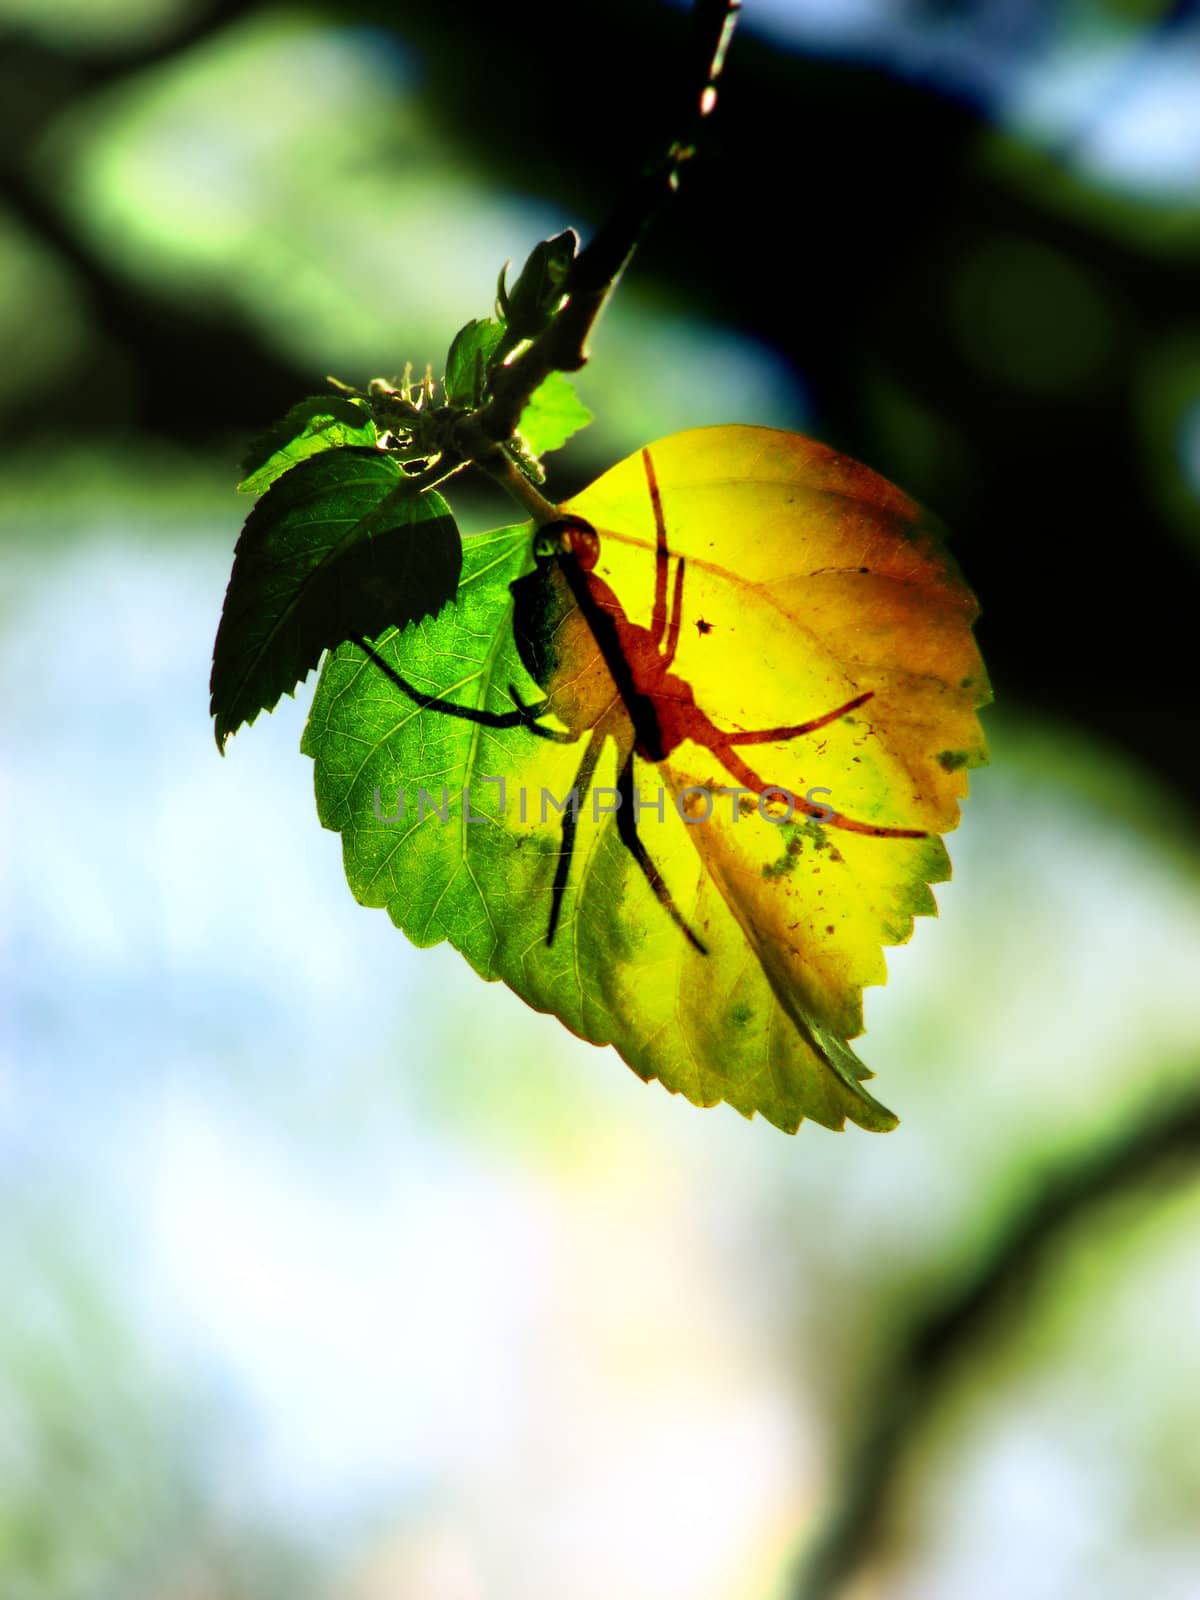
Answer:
(379, 453, 469, 505)
(479, 454, 560, 524)
(462, 0, 742, 456)
(792, 1082, 1200, 1600)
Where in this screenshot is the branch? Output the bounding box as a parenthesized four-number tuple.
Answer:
(462, 0, 742, 455)
(479, 452, 559, 524)
(793, 1081, 1200, 1600)
(1, 0, 253, 148)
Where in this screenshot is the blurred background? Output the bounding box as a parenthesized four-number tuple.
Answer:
(2, 0, 1200, 1596)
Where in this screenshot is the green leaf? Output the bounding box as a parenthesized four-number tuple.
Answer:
(211, 449, 461, 751)
(238, 397, 377, 495)
(517, 371, 592, 456)
(443, 318, 505, 407)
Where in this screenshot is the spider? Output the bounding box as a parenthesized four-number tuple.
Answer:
(351, 448, 927, 955)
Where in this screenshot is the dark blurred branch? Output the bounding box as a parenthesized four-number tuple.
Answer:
(467, 0, 741, 452)
(793, 1081, 1200, 1600)
(0, 0, 323, 436)
(1, 0, 252, 109)
(0, 163, 304, 435)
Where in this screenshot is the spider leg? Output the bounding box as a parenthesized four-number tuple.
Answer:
(721, 691, 875, 746)
(615, 752, 708, 954)
(640, 448, 685, 669)
(712, 743, 927, 839)
(351, 634, 572, 742)
(644, 448, 673, 649)
(505, 685, 579, 744)
(679, 690, 924, 835)
(661, 557, 686, 671)
(546, 726, 606, 945)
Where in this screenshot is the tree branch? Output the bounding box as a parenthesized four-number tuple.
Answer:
(462, 0, 742, 454)
(793, 1081, 1200, 1600)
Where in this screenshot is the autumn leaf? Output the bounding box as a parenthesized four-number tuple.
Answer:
(302, 425, 989, 1133)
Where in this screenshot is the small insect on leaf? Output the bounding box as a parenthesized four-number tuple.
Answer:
(303, 425, 989, 1134)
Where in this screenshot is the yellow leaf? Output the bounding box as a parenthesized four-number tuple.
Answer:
(306, 425, 989, 1133)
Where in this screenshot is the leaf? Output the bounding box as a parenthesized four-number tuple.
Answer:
(302, 425, 989, 1133)
(238, 396, 377, 495)
(443, 318, 505, 407)
(517, 371, 592, 456)
(211, 449, 461, 752)
(498, 229, 577, 341)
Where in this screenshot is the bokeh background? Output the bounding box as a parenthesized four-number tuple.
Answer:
(3, 1, 1200, 1596)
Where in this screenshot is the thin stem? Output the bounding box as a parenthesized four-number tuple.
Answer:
(383, 451, 469, 503)
(481, 453, 561, 524)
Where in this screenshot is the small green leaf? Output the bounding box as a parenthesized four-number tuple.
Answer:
(238, 397, 377, 495)
(211, 449, 461, 751)
(443, 319, 505, 407)
(517, 371, 593, 456)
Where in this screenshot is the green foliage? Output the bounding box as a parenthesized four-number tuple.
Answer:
(517, 371, 593, 456)
(443, 318, 505, 407)
(238, 396, 377, 495)
(211, 451, 460, 751)
(211, 231, 596, 752)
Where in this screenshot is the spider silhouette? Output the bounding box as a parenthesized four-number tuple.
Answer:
(352, 448, 926, 954)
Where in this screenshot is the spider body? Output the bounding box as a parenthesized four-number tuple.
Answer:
(509, 517, 678, 764)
